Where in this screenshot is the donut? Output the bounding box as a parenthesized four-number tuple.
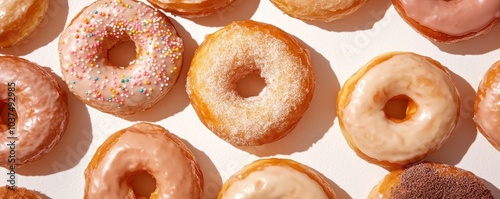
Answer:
(147, 0, 235, 18)
(0, 0, 49, 48)
(187, 20, 315, 146)
(392, 0, 500, 43)
(84, 122, 203, 198)
(270, 0, 368, 22)
(368, 162, 494, 198)
(218, 158, 336, 199)
(0, 186, 42, 199)
(0, 56, 69, 167)
(58, 0, 184, 116)
(475, 60, 500, 151)
(336, 52, 460, 169)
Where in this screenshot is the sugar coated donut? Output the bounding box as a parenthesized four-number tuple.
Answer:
(368, 162, 494, 199)
(186, 20, 315, 146)
(475, 60, 500, 151)
(270, 0, 368, 22)
(59, 0, 184, 116)
(0, 186, 42, 199)
(336, 52, 460, 169)
(84, 122, 203, 199)
(392, 0, 500, 43)
(218, 158, 336, 199)
(147, 0, 235, 18)
(0, 0, 49, 48)
(0, 56, 69, 167)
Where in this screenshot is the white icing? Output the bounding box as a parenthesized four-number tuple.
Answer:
(341, 54, 459, 163)
(221, 166, 328, 199)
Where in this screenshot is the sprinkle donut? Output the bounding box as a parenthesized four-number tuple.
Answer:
(58, 0, 184, 116)
(187, 20, 315, 146)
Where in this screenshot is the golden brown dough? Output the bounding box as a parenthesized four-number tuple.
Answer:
(147, 0, 235, 18)
(369, 162, 494, 199)
(270, 0, 368, 22)
(0, 0, 49, 48)
(0, 186, 42, 199)
(187, 20, 315, 146)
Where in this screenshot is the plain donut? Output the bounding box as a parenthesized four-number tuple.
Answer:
(0, 0, 49, 47)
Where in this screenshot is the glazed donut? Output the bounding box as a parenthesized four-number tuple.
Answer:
(0, 186, 42, 199)
(392, 0, 500, 43)
(368, 162, 494, 198)
(59, 0, 184, 116)
(186, 20, 315, 146)
(218, 158, 336, 199)
(147, 0, 235, 18)
(84, 122, 203, 198)
(0, 0, 48, 48)
(336, 52, 460, 169)
(0, 56, 69, 167)
(270, 0, 368, 22)
(475, 60, 500, 151)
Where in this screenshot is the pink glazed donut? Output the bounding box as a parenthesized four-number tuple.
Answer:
(58, 0, 184, 116)
(392, 0, 500, 43)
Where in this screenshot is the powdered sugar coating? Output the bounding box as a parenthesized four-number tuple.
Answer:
(187, 20, 315, 146)
(58, 0, 183, 115)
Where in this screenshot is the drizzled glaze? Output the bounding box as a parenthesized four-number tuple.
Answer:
(340, 53, 459, 164)
(85, 123, 202, 198)
(59, 0, 183, 115)
(221, 166, 328, 199)
(400, 0, 500, 36)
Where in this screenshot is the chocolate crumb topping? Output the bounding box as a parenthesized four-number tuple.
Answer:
(390, 163, 494, 199)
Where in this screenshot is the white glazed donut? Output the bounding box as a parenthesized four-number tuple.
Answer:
(336, 52, 460, 169)
(58, 0, 184, 116)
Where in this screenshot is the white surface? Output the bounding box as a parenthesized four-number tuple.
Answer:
(1, 0, 500, 198)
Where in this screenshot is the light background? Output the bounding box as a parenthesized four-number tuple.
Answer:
(1, 0, 499, 198)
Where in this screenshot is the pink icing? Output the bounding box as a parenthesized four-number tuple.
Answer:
(58, 0, 183, 115)
(400, 0, 500, 36)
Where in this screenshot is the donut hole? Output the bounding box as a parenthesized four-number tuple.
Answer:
(384, 95, 417, 122)
(236, 71, 267, 98)
(131, 171, 157, 198)
(0, 100, 17, 131)
(108, 40, 137, 69)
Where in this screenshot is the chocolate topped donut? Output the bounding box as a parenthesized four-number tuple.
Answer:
(369, 162, 494, 199)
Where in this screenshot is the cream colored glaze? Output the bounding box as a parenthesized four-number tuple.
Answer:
(0, 56, 68, 166)
(87, 123, 200, 198)
(59, 0, 183, 115)
(341, 54, 459, 163)
(221, 166, 328, 199)
(400, 0, 500, 36)
(476, 75, 500, 148)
